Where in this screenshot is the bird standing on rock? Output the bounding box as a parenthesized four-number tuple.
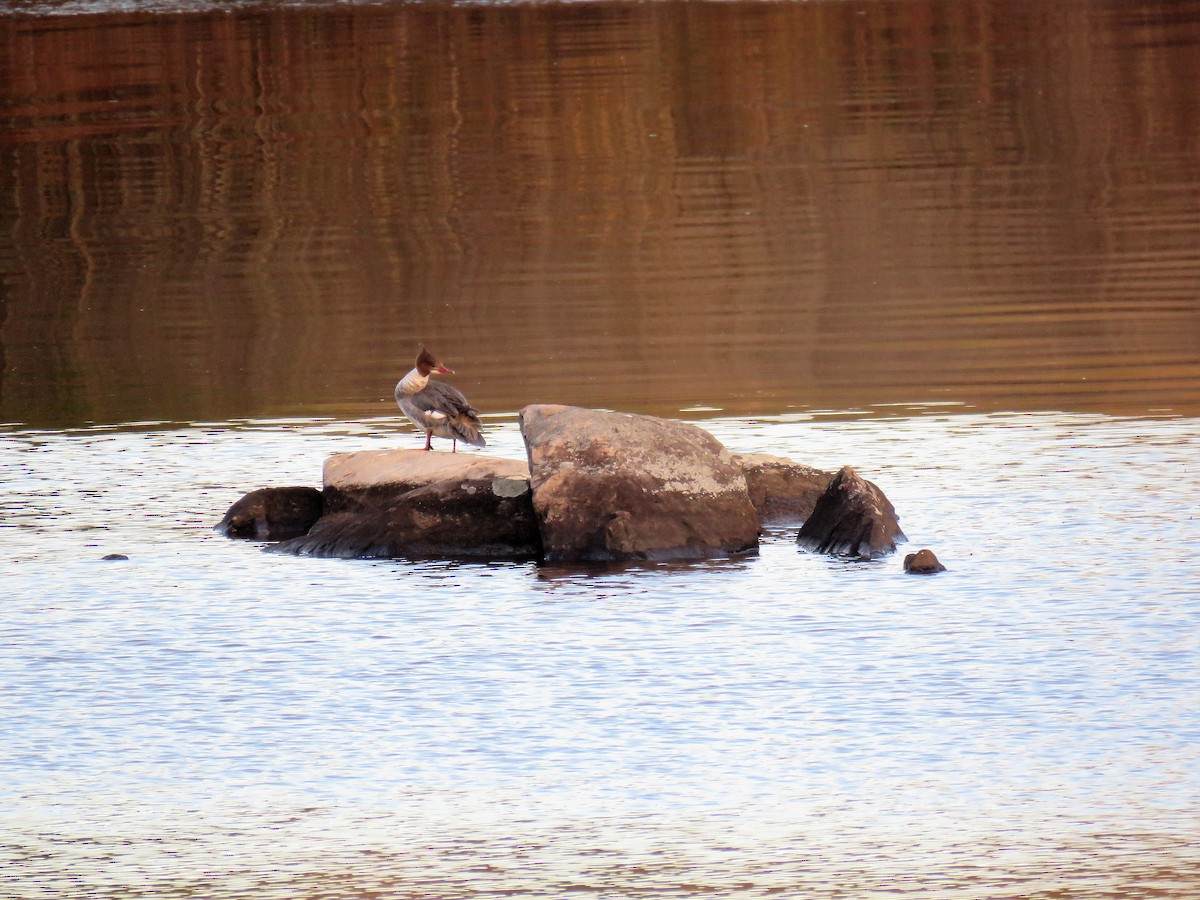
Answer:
(394, 347, 486, 452)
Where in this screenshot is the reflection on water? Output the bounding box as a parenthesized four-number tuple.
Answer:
(2, 0, 1200, 426)
(2, 412, 1200, 896)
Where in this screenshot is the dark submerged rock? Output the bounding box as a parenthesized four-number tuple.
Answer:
(519, 404, 759, 563)
(273, 477, 540, 560)
(903, 548, 946, 574)
(732, 452, 831, 525)
(100, 553, 129, 561)
(216, 486, 324, 541)
(796, 465, 905, 559)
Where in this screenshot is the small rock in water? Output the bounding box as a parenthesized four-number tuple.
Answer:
(216, 486, 324, 541)
(903, 548, 946, 574)
(796, 465, 905, 559)
(101, 553, 129, 561)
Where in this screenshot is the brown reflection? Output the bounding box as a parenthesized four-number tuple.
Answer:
(1, 0, 1199, 427)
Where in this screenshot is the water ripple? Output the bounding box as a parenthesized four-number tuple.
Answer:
(2, 413, 1199, 896)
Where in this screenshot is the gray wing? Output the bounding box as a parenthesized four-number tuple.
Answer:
(414, 381, 486, 447)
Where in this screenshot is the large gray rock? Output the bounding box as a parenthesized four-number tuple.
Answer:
(519, 404, 759, 562)
(216, 486, 324, 541)
(732, 452, 831, 524)
(272, 476, 540, 560)
(796, 465, 905, 558)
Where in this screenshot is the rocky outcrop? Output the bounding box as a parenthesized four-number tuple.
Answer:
(215, 486, 324, 540)
(732, 452, 831, 524)
(520, 404, 760, 562)
(217, 410, 911, 567)
(273, 477, 540, 560)
(796, 465, 905, 559)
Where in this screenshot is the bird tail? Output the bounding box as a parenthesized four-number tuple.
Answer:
(450, 413, 486, 447)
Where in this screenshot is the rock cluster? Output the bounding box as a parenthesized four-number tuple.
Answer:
(218, 405, 911, 565)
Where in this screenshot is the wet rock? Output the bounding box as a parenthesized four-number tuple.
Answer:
(100, 553, 129, 561)
(519, 404, 759, 562)
(731, 452, 831, 525)
(903, 548, 946, 574)
(273, 477, 540, 560)
(267, 449, 539, 560)
(796, 465, 905, 559)
(216, 486, 324, 541)
(322, 449, 529, 514)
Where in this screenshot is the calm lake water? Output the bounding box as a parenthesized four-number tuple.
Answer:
(2, 0, 1200, 896)
(4, 412, 1200, 897)
(3, 0, 1200, 424)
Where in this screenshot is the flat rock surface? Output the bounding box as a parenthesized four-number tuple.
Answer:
(323, 448, 530, 513)
(519, 404, 759, 562)
(324, 448, 528, 489)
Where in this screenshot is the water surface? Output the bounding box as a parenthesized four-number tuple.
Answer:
(2, 412, 1200, 897)
(2, 0, 1200, 896)
(2, 0, 1199, 426)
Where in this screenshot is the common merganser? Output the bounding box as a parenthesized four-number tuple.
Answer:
(394, 347, 486, 452)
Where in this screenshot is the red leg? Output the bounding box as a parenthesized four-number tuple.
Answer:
(424, 430, 433, 451)
(452, 439, 457, 453)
